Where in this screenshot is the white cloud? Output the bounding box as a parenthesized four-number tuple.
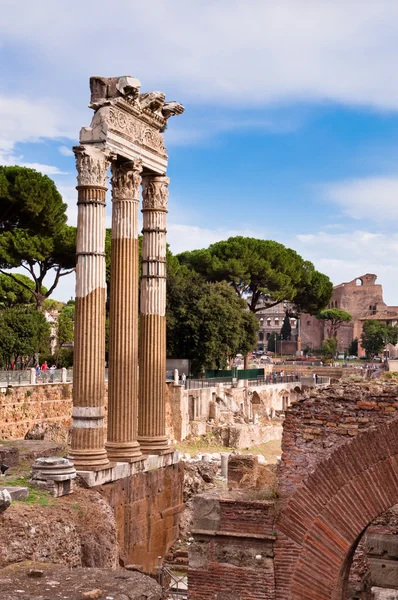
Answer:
(293, 229, 398, 305)
(59, 145, 74, 157)
(167, 223, 259, 254)
(323, 177, 398, 221)
(2, 1, 398, 113)
(0, 94, 79, 172)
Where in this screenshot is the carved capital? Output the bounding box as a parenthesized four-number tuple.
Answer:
(111, 160, 142, 200)
(74, 145, 112, 188)
(141, 176, 169, 211)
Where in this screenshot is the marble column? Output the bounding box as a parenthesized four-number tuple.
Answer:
(70, 145, 110, 470)
(138, 175, 172, 454)
(105, 160, 142, 463)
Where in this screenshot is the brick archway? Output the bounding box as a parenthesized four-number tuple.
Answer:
(276, 418, 398, 599)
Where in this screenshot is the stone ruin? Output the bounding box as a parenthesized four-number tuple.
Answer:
(70, 76, 184, 470)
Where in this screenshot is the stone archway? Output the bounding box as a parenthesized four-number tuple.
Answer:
(276, 418, 398, 599)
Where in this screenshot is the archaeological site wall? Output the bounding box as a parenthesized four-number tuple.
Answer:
(0, 379, 298, 446)
(189, 383, 398, 600)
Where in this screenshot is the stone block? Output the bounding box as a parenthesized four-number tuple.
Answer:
(1, 485, 28, 501)
(192, 494, 220, 531)
(0, 488, 12, 513)
(0, 444, 19, 467)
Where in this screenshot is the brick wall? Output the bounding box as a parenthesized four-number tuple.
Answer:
(275, 382, 398, 599)
(188, 492, 276, 600)
(99, 462, 184, 573)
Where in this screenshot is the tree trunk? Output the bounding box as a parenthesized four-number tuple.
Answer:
(244, 352, 250, 369)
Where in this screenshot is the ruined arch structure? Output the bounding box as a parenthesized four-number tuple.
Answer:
(69, 76, 184, 470)
(275, 383, 398, 599)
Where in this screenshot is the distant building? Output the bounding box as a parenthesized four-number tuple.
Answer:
(255, 301, 298, 354)
(300, 274, 398, 357)
(44, 310, 60, 355)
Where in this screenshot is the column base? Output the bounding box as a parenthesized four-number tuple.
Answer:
(68, 448, 110, 471)
(137, 435, 174, 455)
(105, 441, 142, 463)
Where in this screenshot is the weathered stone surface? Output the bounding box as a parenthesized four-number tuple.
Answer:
(0, 444, 19, 466)
(1, 486, 28, 501)
(0, 488, 12, 513)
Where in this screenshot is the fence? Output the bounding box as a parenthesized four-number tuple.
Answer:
(158, 562, 188, 599)
(0, 368, 73, 387)
(184, 376, 234, 390)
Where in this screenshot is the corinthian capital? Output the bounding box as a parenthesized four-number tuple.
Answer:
(74, 145, 112, 187)
(141, 175, 169, 210)
(111, 160, 143, 200)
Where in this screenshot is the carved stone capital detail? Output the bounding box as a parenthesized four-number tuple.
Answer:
(111, 160, 143, 200)
(74, 145, 112, 187)
(142, 176, 169, 210)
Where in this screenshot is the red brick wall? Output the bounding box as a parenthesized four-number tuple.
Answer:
(189, 494, 276, 600)
(275, 383, 398, 599)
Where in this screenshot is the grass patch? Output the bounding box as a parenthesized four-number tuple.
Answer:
(2, 475, 55, 507)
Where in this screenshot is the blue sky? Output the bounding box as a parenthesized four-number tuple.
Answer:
(2, 0, 398, 303)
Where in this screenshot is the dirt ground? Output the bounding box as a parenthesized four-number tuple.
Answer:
(0, 563, 161, 600)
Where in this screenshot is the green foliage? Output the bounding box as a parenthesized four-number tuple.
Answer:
(0, 167, 76, 309)
(0, 273, 47, 308)
(56, 348, 74, 368)
(56, 311, 74, 348)
(316, 308, 352, 338)
(348, 338, 358, 356)
(322, 337, 338, 358)
(0, 308, 51, 368)
(42, 298, 64, 312)
(166, 265, 258, 375)
(361, 320, 398, 357)
(177, 236, 333, 316)
(280, 311, 292, 340)
(267, 332, 278, 353)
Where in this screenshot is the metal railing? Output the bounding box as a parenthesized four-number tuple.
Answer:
(0, 370, 31, 386)
(248, 374, 302, 386)
(159, 563, 188, 599)
(184, 377, 234, 390)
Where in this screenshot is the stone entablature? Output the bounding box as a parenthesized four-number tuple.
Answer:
(80, 76, 183, 175)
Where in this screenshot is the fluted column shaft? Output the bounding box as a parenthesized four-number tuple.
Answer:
(105, 161, 142, 462)
(138, 175, 172, 454)
(70, 146, 110, 470)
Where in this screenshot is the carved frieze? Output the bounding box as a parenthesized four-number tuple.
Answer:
(74, 145, 112, 187)
(111, 160, 142, 200)
(107, 107, 167, 155)
(142, 176, 169, 210)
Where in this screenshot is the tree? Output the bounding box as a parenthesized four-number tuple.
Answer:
(178, 237, 333, 314)
(348, 338, 358, 356)
(280, 311, 292, 340)
(0, 273, 47, 308)
(56, 310, 74, 353)
(166, 265, 258, 375)
(0, 167, 76, 310)
(322, 337, 338, 359)
(316, 308, 352, 338)
(178, 236, 332, 366)
(361, 320, 398, 358)
(267, 332, 277, 353)
(0, 308, 51, 368)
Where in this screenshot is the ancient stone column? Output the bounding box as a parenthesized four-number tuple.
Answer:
(70, 145, 110, 470)
(138, 175, 172, 454)
(105, 160, 142, 463)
